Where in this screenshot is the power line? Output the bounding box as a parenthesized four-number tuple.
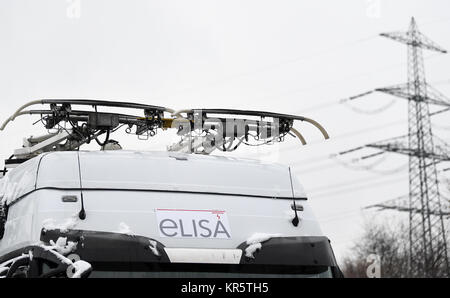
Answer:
(306, 171, 406, 194)
(337, 18, 450, 277)
(250, 52, 444, 108)
(158, 34, 380, 98)
(309, 175, 408, 200)
(318, 209, 364, 224)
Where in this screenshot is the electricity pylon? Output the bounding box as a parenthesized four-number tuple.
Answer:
(342, 17, 450, 277)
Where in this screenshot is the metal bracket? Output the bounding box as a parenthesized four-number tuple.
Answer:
(13, 130, 72, 159)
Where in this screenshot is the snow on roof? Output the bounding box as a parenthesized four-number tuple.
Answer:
(1, 150, 307, 206)
(0, 155, 40, 205)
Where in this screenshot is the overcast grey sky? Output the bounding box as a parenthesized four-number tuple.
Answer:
(0, 0, 449, 262)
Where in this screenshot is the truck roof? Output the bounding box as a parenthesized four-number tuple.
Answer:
(1, 150, 307, 206)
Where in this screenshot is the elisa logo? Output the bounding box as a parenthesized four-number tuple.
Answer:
(156, 209, 232, 239)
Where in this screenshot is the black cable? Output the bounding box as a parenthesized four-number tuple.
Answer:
(95, 130, 110, 147)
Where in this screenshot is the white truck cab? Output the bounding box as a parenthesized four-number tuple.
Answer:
(0, 100, 341, 278)
(0, 150, 341, 278)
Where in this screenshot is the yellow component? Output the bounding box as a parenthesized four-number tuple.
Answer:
(135, 117, 176, 129)
(162, 118, 174, 128)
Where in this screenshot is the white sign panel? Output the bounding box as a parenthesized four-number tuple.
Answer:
(156, 209, 232, 239)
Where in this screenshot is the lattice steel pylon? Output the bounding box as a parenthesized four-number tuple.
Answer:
(365, 17, 450, 277)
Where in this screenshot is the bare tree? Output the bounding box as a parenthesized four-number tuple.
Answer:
(342, 216, 450, 278)
(341, 220, 409, 278)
